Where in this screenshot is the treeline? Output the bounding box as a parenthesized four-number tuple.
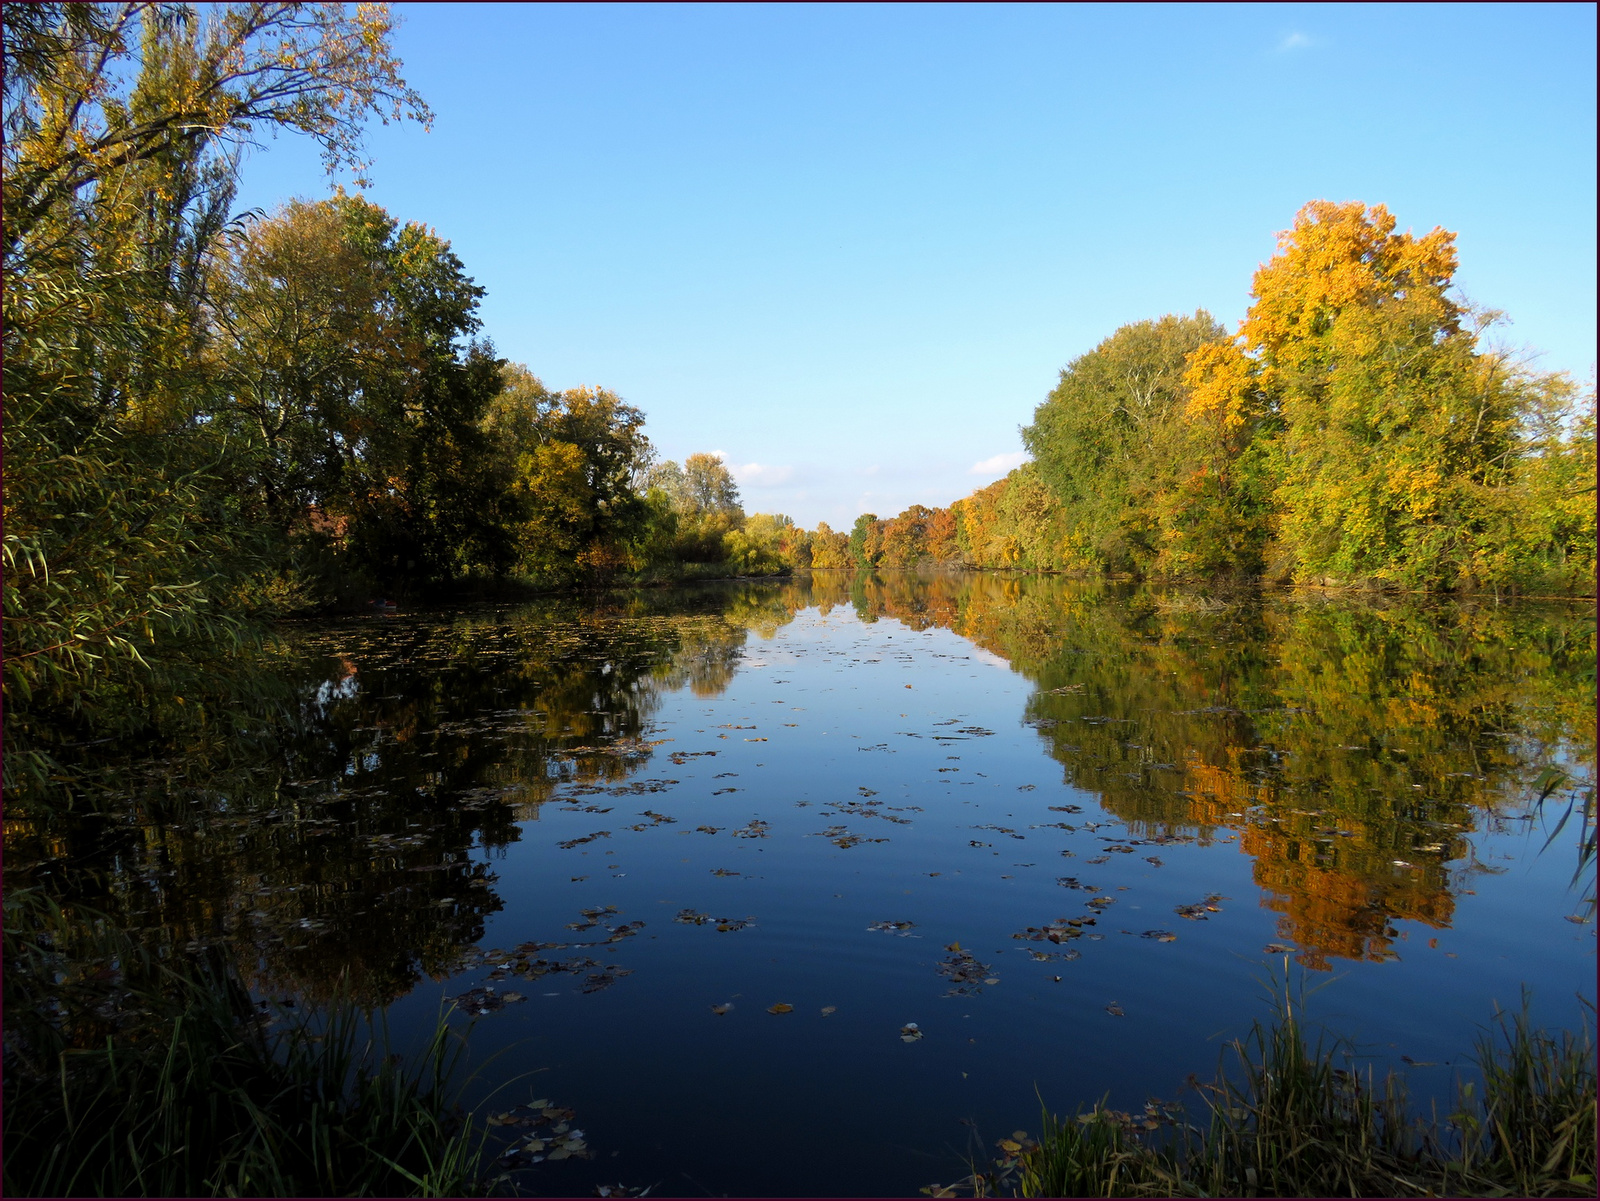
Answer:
(1, 3, 798, 788)
(814, 203, 1595, 593)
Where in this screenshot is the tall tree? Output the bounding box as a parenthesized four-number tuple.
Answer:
(1208, 201, 1543, 587)
(481, 365, 655, 580)
(3, 2, 429, 788)
(207, 192, 505, 589)
(645, 452, 742, 562)
(1023, 311, 1227, 574)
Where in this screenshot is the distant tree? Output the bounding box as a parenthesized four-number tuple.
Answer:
(848, 513, 883, 567)
(724, 513, 792, 575)
(809, 521, 852, 568)
(481, 365, 655, 581)
(648, 453, 743, 562)
(880, 505, 936, 568)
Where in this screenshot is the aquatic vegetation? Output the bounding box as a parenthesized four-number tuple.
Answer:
(927, 994, 1597, 1199)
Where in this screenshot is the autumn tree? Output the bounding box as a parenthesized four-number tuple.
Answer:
(1206, 201, 1539, 587)
(808, 521, 852, 568)
(3, 2, 430, 789)
(1023, 311, 1230, 574)
(646, 452, 744, 562)
(481, 365, 655, 581)
(848, 513, 883, 567)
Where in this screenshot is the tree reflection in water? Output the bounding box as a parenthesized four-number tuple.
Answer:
(7, 576, 1592, 1013)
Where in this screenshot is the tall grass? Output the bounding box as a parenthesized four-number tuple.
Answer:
(2, 888, 496, 1197)
(931, 986, 1596, 1198)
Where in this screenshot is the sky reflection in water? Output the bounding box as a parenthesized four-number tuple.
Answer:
(39, 575, 1597, 1195)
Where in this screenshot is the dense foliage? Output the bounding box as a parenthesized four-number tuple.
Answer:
(1, 2, 801, 793)
(818, 203, 1595, 594)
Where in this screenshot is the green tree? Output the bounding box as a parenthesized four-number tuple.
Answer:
(3, 2, 429, 790)
(207, 192, 507, 592)
(848, 513, 883, 567)
(480, 365, 655, 581)
(1023, 311, 1227, 574)
(645, 452, 743, 562)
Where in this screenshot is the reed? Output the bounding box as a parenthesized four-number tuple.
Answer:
(952, 988, 1597, 1198)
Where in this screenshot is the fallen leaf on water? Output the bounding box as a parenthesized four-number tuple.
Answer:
(768, 1003, 794, 1015)
(1141, 931, 1177, 943)
(1106, 1002, 1125, 1017)
(1264, 943, 1296, 954)
(867, 919, 916, 935)
(900, 1022, 923, 1042)
(710, 1003, 733, 1016)
(821, 1006, 836, 1016)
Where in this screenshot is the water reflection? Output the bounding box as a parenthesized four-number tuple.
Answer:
(8, 594, 782, 1007)
(806, 572, 1593, 968)
(7, 576, 1592, 1014)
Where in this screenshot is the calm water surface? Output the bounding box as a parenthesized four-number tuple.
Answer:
(25, 574, 1596, 1195)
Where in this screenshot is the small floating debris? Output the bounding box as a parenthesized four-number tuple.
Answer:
(900, 1022, 924, 1042)
(937, 943, 997, 995)
(1175, 893, 1228, 920)
(867, 919, 917, 936)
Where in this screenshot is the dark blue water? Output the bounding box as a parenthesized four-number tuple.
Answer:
(36, 574, 1595, 1195)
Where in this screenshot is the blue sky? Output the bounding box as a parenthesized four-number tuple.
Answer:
(235, 2, 1597, 530)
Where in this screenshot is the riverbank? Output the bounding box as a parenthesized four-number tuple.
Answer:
(929, 992, 1597, 1199)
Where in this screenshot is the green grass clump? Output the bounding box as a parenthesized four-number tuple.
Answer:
(931, 989, 1596, 1198)
(2, 889, 493, 1198)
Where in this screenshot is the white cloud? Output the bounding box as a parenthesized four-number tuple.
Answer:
(1276, 32, 1312, 51)
(731, 461, 795, 487)
(970, 647, 1013, 672)
(969, 451, 1028, 475)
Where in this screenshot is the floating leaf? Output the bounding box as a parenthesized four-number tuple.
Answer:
(767, 1002, 794, 1014)
(868, 919, 916, 936)
(820, 1006, 837, 1016)
(900, 1022, 924, 1042)
(710, 1003, 733, 1016)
